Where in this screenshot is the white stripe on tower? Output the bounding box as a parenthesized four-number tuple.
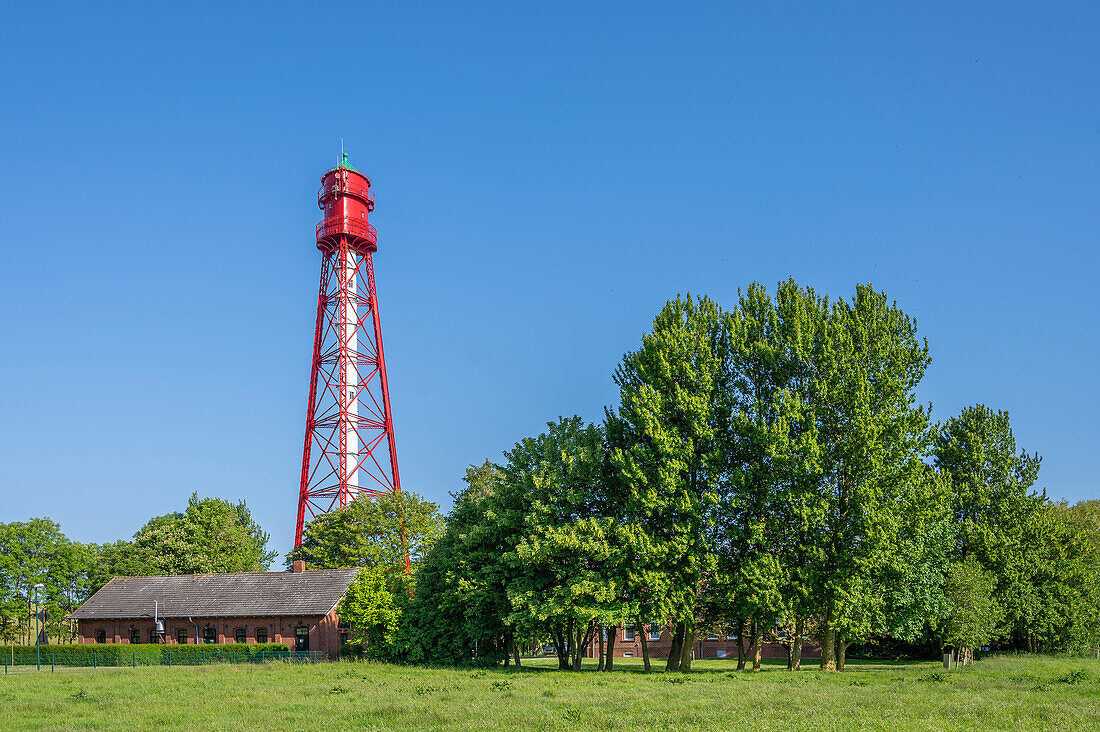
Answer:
(343, 246, 360, 498)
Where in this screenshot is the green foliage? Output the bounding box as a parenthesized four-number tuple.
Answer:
(0, 518, 99, 644)
(609, 295, 727, 665)
(338, 567, 402, 659)
(0, 643, 290, 666)
(401, 462, 514, 666)
(129, 493, 277, 575)
(288, 490, 444, 576)
(934, 406, 1098, 652)
(943, 556, 1003, 654)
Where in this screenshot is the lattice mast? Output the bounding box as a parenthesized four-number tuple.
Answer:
(295, 154, 404, 561)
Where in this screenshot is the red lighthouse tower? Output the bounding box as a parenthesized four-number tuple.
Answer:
(294, 153, 402, 548)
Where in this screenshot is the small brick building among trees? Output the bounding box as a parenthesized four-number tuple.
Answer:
(69, 562, 357, 659)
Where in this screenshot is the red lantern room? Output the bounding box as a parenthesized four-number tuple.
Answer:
(316, 152, 377, 253)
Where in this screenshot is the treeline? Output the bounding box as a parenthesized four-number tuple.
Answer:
(0, 494, 273, 644)
(332, 282, 1099, 670)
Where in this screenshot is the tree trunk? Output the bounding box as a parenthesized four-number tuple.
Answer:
(678, 620, 695, 672)
(736, 620, 747, 671)
(784, 636, 793, 670)
(752, 619, 764, 673)
(666, 622, 685, 671)
(605, 624, 617, 671)
(553, 624, 569, 670)
(819, 604, 836, 671)
(512, 635, 522, 668)
(791, 618, 803, 671)
(837, 639, 850, 672)
(503, 632, 512, 666)
(637, 616, 652, 673)
(571, 622, 585, 670)
(596, 626, 605, 671)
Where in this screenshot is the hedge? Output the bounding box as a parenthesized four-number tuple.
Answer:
(0, 643, 291, 667)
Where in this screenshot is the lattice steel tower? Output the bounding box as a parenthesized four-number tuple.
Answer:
(294, 153, 402, 547)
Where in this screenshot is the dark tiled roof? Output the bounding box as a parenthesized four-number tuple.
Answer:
(70, 569, 359, 620)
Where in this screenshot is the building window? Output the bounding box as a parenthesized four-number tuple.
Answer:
(95, 629, 106, 644)
(256, 628, 268, 644)
(623, 651, 634, 657)
(235, 628, 247, 644)
(203, 627, 216, 644)
(295, 626, 309, 651)
(601, 627, 608, 642)
(178, 629, 188, 645)
(649, 624, 661, 641)
(130, 629, 140, 644)
(149, 629, 159, 644)
(624, 625, 636, 642)
(716, 649, 727, 659)
(706, 632, 719, 640)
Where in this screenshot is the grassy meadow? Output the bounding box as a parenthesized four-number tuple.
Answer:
(2, 654, 1098, 731)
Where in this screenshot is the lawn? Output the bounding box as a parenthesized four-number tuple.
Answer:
(2, 654, 1098, 730)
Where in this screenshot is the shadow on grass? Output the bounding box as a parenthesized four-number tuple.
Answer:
(465, 655, 935, 676)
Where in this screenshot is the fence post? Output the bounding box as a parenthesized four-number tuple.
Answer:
(51, 654, 55, 673)
(132, 652, 136, 668)
(168, 651, 172, 668)
(93, 651, 97, 670)
(261, 649, 264, 663)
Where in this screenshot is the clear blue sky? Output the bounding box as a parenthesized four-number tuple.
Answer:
(1, 2, 1097, 558)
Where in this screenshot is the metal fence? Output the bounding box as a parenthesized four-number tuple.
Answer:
(3, 649, 322, 672)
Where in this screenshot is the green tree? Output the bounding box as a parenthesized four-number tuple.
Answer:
(402, 462, 515, 666)
(810, 284, 934, 670)
(943, 556, 1003, 665)
(0, 518, 74, 644)
(129, 493, 276, 575)
(339, 566, 401, 659)
(933, 405, 1046, 649)
(501, 418, 625, 670)
(609, 295, 727, 671)
(721, 281, 828, 672)
(288, 490, 444, 577)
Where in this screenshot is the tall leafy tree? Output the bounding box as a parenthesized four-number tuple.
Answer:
(721, 281, 828, 671)
(810, 285, 934, 669)
(402, 462, 515, 665)
(933, 405, 1047, 649)
(609, 295, 727, 671)
(502, 417, 623, 670)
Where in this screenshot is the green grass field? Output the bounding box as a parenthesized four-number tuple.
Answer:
(2, 654, 1098, 730)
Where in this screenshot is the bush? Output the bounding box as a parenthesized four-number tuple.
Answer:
(0, 643, 290, 667)
(340, 642, 365, 658)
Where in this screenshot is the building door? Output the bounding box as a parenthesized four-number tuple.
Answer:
(295, 626, 309, 651)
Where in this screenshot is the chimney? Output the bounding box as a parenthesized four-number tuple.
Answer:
(292, 560, 306, 573)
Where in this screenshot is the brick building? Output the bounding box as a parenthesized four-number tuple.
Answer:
(69, 562, 357, 659)
(585, 623, 820, 661)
